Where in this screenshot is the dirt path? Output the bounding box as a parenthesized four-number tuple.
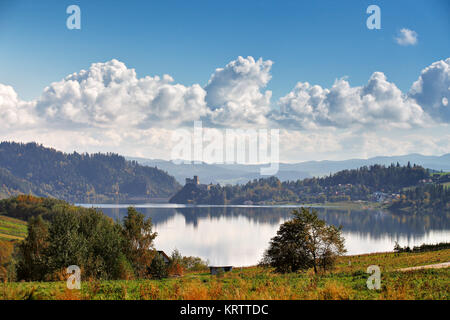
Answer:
(397, 262, 450, 272)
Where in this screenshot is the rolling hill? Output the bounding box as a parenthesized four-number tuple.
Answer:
(0, 142, 181, 202)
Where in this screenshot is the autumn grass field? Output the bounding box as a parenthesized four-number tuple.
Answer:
(0, 215, 27, 241)
(1, 249, 449, 300)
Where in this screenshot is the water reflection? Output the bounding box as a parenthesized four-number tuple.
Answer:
(81, 204, 450, 266)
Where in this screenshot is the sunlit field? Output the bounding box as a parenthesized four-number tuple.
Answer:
(2, 249, 449, 300)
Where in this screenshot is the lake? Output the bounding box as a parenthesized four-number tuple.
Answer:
(78, 204, 450, 266)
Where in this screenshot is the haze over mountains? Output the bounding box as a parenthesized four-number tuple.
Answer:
(0, 141, 448, 203)
(128, 153, 450, 185)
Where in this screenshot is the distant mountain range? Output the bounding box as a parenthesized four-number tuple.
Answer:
(126, 158, 311, 185)
(128, 153, 450, 185)
(0, 140, 448, 203)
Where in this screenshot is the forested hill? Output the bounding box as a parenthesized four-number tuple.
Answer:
(170, 163, 434, 205)
(295, 163, 428, 192)
(0, 142, 181, 202)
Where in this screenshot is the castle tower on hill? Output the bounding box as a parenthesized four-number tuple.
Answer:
(185, 175, 199, 185)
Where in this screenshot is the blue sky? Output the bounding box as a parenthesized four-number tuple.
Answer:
(0, 0, 449, 162)
(1, 0, 448, 100)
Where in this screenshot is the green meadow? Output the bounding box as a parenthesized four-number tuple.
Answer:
(2, 249, 449, 300)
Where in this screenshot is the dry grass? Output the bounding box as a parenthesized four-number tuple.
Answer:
(1, 249, 449, 300)
(0, 215, 27, 241)
(314, 281, 355, 300)
(334, 249, 450, 272)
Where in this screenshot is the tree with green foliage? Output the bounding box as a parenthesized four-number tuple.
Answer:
(180, 255, 209, 271)
(149, 252, 168, 279)
(262, 208, 346, 274)
(0, 195, 66, 221)
(122, 207, 157, 278)
(389, 183, 450, 213)
(10, 202, 163, 281)
(17, 215, 49, 281)
(44, 207, 86, 276)
(45, 206, 125, 280)
(167, 249, 184, 276)
(114, 253, 135, 280)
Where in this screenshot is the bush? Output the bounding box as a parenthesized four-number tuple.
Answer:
(394, 241, 450, 253)
(168, 249, 184, 277)
(114, 254, 135, 280)
(149, 253, 168, 279)
(181, 256, 209, 271)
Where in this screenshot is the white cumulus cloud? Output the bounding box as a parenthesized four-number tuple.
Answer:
(272, 71, 427, 129)
(1, 56, 450, 162)
(409, 57, 450, 122)
(0, 84, 37, 129)
(205, 56, 273, 127)
(395, 28, 418, 46)
(36, 59, 208, 128)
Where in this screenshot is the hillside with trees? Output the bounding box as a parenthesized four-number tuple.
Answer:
(0, 142, 181, 202)
(389, 183, 450, 213)
(170, 164, 435, 206)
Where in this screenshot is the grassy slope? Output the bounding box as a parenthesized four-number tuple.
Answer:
(2, 249, 449, 300)
(431, 172, 450, 177)
(0, 215, 27, 241)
